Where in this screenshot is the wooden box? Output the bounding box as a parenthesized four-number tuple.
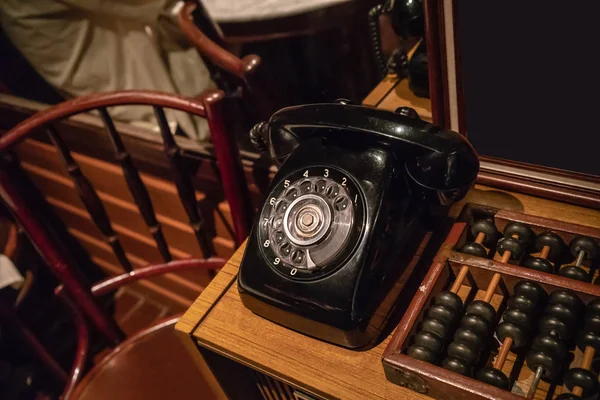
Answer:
(382, 203, 600, 399)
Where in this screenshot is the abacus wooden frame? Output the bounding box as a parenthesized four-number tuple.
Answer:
(423, 0, 600, 210)
(381, 203, 600, 400)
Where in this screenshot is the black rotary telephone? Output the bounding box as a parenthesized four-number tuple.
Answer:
(238, 101, 479, 348)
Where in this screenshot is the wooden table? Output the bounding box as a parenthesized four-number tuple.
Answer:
(175, 77, 600, 400)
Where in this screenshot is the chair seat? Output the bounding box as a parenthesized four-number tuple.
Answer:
(71, 316, 216, 400)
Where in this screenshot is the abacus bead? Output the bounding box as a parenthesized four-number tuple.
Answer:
(583, 313, 600, 333)
(471, 219, 498, 244)
(421, 318, 450, 338)
(434, 291, 463, 314)
(539, 315, 570, 340)
(558, 265, 590, 282)
(555, 394, 581, 400)
(585, 299, 600, 318)
(570, 236, 599, 260)
(549, 290, 584, 313)
(453, 328, 483, 350)
(502, 308, 529, 327)
(531, 334, 567, 360)
(466, 300, 496, 323)
(497, 322, 528, 349)
(427, 304, 457, 325)
(461, 315, 490, 336)
(507, 294, 537, 314)
(577, 331, 600, 353)
(523, 256, 554, 274)
(504, 222, 534, 245)
(513, 281, 547, 305)
(460, 242, 487, 257)
(545, 303, 578, 327)
(476, 367, 510, 390)
(413, 331, 444, 354)
(441, 357, 469, 375)
(525, 351, 559, 380)
(535, 232, 566, 260)
(447, 342, 479, 364)
(497, 237, 524, 259)
(564, 368, 599, 397)
(407, 345, 437, 363)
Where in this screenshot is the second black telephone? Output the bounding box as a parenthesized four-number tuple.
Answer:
(239, 101, 479, 349)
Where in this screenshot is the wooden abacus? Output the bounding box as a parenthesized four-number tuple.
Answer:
(382, 203, 600, 400)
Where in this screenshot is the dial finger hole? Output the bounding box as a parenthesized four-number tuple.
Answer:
(272, 218, 283, 230)
(291, 250, 305, 265)
(326, 184, 340, 198)
(315, 179, 327, 193)
(275, 200, 288, 214)
(334, 196, 349, 211)
(285, 187, 299, 200)
(274, 230, 285, 244)
(300, 180, 313, 193)
(280, 242, 292, 257)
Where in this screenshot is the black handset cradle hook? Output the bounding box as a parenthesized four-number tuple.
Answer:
(241, 102, 479, 349)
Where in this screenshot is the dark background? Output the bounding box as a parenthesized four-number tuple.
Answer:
(457, 2, 600, 176)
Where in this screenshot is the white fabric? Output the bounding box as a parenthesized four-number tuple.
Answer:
(0, 0, 216, 141)
(0, 254, 24, 290)
(202, 0, 350, 22)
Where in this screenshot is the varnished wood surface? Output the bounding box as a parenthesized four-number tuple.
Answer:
(176, 187, 600, 400)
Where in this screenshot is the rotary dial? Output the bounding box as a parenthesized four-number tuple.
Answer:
(258, 166, 364, 280)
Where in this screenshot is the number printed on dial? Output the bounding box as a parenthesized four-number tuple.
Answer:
(257, 166, 364, 280)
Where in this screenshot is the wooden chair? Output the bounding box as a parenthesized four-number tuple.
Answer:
(177, 1, 278, 122)
(0, 90, 253, 398)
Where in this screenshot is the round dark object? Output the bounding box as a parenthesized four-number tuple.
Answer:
(535, 232, 566, 260)
(466, 300, 496, 323)
(427, 304, 457, 325)
(507, 294, 537, 314)
(434, 291, 463, 314)
(476, 367, 510, 390)
(531, 334, 567, 359)
(564, 368, 599, 397)
(497, 322, 528, 348)
(577, 331, 600, 353)
(525, 351, 559, 380)
(471, 219, 499, 244)
(421, 318, 449, 339)
(523, 256, 554, 273)
(504, 222, 534, 245)
(502, 308, 529, 328)
(441, 357, 469, 375)
(554, 394, 580, 400)
(549, 290, 584, 313)
(583, 314, 600, 335)
(586, 299, 600, 317)
(570, 236, 599, 260)
(447, 341, 479, 364)
(539, 315, 570, 340)
(513, 281, 547, 305)
(544, 303, 578, 328)
(460, 314, 490, 337)
(413, 331, 444, 353)
(497, 237, 524, 259)
(558, 265, 590, 282)
(459, 242, 487, 258)
(453, 328, 483, 350)
(407, 345, 437, 363)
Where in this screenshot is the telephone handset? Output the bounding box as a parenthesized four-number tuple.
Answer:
(239, 101, 478, 348)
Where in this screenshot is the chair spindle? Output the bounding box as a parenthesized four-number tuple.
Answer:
(48, 126, 133, 271)
(99, 108, 172, 262)
(152, 106, 214, 257)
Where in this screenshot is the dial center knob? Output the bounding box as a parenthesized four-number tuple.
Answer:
(284, 194, 331, 246)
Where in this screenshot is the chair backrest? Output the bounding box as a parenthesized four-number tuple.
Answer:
(0, 90, 253, 346)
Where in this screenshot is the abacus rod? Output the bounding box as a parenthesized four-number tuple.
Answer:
(572, 346, 595, 397)
(575, 250, 586, 267)
(449, 232, 487, 293)
(493, 337, 513, 369)
(527, 366, 544, 399)
(540, 245, 550, 260)
(482, 249, 513, 303)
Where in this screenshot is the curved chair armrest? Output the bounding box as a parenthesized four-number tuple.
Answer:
(177, 2, 261, 79)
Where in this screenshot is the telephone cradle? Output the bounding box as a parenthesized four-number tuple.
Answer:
(238, 101, 479, 349)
